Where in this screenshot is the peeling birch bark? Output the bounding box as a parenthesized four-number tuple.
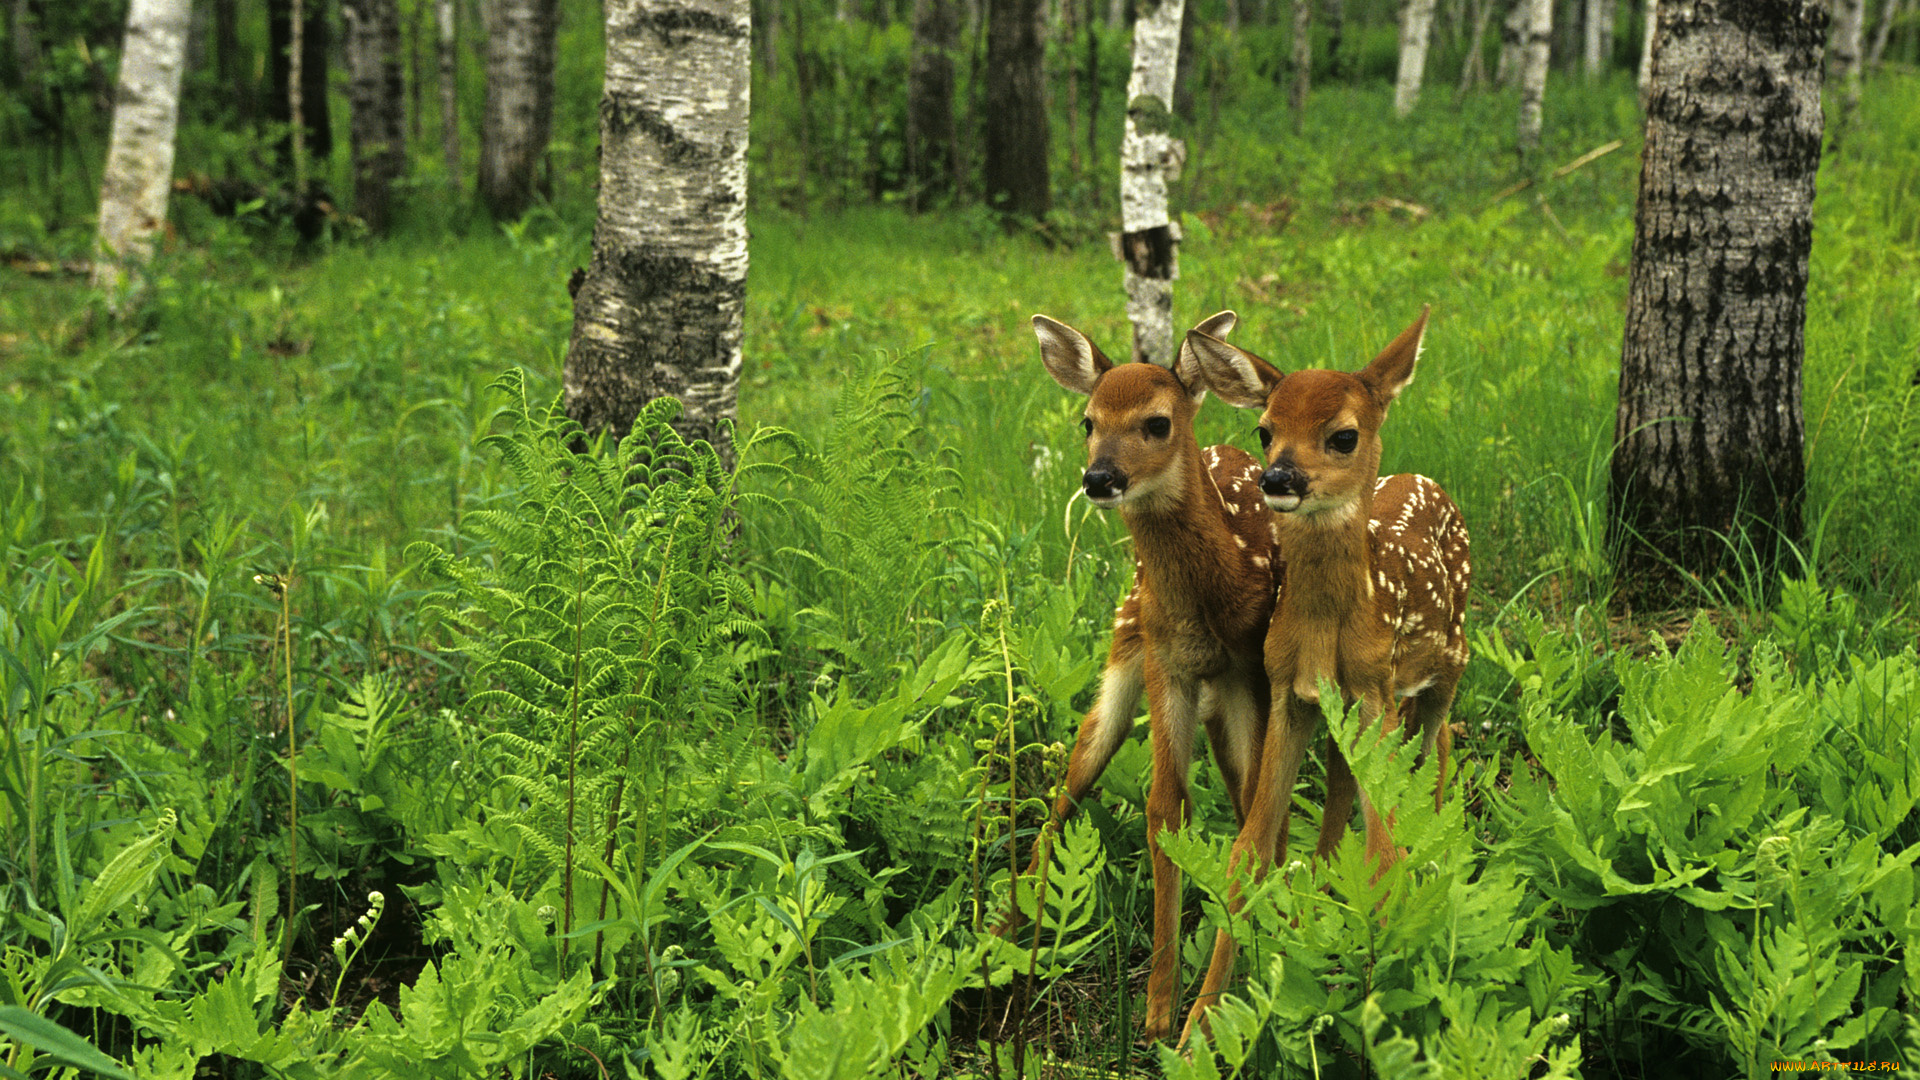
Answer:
(562, 0, 751, 468)
(94, 0, 191, 296)
(1118, 0, 1186, 367)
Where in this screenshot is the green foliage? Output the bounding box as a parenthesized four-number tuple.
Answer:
(5, 44, 1920, 1080)
(1488, 624, 1920, 1075)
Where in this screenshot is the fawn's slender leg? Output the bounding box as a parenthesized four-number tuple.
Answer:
(1180, 692, 1319, 1045)
(1141, 654, 1200, 1043)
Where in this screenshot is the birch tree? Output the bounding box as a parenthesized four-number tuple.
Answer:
(479, 0, 558, 219)
(1118, 0, 1185, 366)
(1582, 0, 1610, 73)
(1514, 0, 1550, 152)
(1829, 0, 1865, 137)
(437, 0, 461, 193)
(1610, 0, 1825, 603)
(1290, 0, 1311, 130)
(562, 0, 750, 468)
(1393, 0, 1438, 116)
(1869, 0, 1905, 68)
(93, 0, 191, 295)
(1637, 0, 1657, 98)
(344, 0, 407, 232)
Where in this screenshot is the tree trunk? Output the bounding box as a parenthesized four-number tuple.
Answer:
(1868, 0, 1903, 68)
(1498, 0, 1525, 84)
(563, 0, 750, 468)
(1118, 0, 1184, 366)
(1085, 0, 1099, 166)
(1324, 0, 1345, 75)
(211, 0, 252, 121)
(1515, 0, 1550, 152)
(93, 0, 191, 295)
(1829, 0, 1864, 140)
(1636, 0, 1656, 97)
(344, 0, 407, 232)
(984, 0, 1050, 217)
(437, 0, 461, 193)
(1290, 0, 1310, 131)
(268, 0, 333, 176)
(479, 0, 558, 220)
(1582, 0, 1604, 72)
(1459, 0, 1494, 90)
(1610, 0, 1825, 606)
(10, 0, 49, 123)
(908, 0, 958, 208)
(1394, 0, 1438, 116)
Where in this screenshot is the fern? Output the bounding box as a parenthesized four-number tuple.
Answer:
(406, 369, 758, 979)
(742, 353, 968, 693)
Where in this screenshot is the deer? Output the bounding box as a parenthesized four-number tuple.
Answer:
(997, 310, 1283, 1042)
(1176, 306, 1471, 1045)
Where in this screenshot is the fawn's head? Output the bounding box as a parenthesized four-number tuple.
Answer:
(1033, 312, 1237, 512)
(1187, 306, 1430, 523)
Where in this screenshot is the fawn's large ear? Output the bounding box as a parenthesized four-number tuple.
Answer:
(1184, 328, 1282, 410)
(1033, 315, 1113, 396)
(1357, 305, 1431, 408)
(1171, 310, 1238, 403)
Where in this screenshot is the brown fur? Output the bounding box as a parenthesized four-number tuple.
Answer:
(1002, 312, 1280, 1041)
(1180, 307, 1472, 1045)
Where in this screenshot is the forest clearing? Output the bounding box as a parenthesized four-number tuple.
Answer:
(3, 0, 1920, 1075)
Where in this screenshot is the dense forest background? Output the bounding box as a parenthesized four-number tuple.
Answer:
(3, 0, 1920, 1076)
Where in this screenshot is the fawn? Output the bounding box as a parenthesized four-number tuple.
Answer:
(1003, 310, 1279, 1041)
(1179, 306, 1471, 1044)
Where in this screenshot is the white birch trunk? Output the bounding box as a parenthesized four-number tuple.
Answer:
(1118, 0, 1186, 367)
(1582, 0, 1604, 73)
(562, 0, 750, 465)
(93, 0, 191, 294)
(1393, 0, 1438, 116)
(1868, 0, 1903, 68)
(1515, 0, 1550, 152)
(437, 0, 461, 193)
(1830, 0, 1865, 124)
(1638, 0, 1658, 99)
(1830, 0, 1865, 79)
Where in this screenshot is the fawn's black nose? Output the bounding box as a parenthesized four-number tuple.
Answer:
(1083, 465, 1126, 500)
(1260, 464, 1307, 499)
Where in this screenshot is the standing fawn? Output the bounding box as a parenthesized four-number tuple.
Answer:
(1000, 311, 1279, 1042)
(1179, 306, 1472, 1044)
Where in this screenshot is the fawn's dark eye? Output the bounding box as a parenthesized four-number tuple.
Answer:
(1145, 417, 1171, 438)
(1081, 417, 1093, 436)
(1256, 427, 1272, 450)
(1328, 428, 1359, 454)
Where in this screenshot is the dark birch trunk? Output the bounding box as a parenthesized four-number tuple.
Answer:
(344, 0, 407, 232)
(269, 0, 334, 171)
(1610, 0, 1826, 606)
(563, 0, 751, 468)
(984, 0, 1050, 217)
(478, 0, 558, 219)
(908, 0, 958, 208)
(1324, 0, 1345, 75)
